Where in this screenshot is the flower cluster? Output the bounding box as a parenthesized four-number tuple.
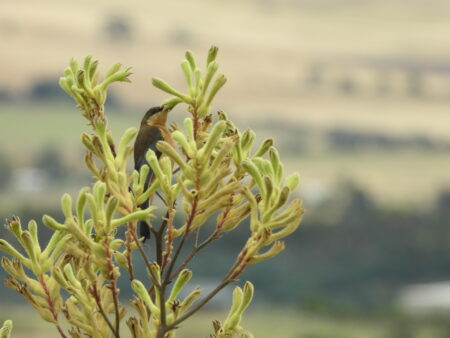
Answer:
(0, 47, 303, 338)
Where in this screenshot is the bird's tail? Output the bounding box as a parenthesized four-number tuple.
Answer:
(138, 199, 151, 241)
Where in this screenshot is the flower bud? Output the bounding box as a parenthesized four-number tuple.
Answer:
(285, 172, 300, 191)
(116, 127, 138, 163)
(105, 62, 122, 78)
(162, 96, 183, 110)
(132, 280, 159, 315)
(179, 288, 202, 314)
(254, 138, 273, 157)
(242, 160, 265, 198)
(152, 77, 191, 102)
(249, 241, 285, 264)
(0, 319, 13, 337)
(52, 267, 68, 288)
(76, 187, 89, 229)
(113, 252, 128, 269)
(168, 269, 192, 303)
(181, 60, 193, 94)
(203, 61, 218, 95)
(157, 141, 187, 171)
(61, 193, 73, 220)
(185, 50, 197, 70)
(198, 120, 226, 163)
(172, 130, 195, 158)
(183, 118, 195, 141)
(207, 46, 219, 65)
(0, 240, 29, 263)
(205, 74, 227, 107)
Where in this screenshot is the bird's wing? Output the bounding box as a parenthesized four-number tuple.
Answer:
(134, 125, 163, 171)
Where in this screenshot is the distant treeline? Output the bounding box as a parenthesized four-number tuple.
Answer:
(2, 181, 450, 313)
(254, 119, 450, 153)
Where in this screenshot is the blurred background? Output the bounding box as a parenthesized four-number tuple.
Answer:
(1, 0, 450, 337)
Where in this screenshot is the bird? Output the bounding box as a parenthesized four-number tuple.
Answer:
(134, 106, 173, 240)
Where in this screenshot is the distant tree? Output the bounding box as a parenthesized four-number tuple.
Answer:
(0, 151, 12, 190)
(407, 70, 425, 98)
(28, 78, 68, 102)
(35, 145, 66, 180)
(104, 15, 133, 41)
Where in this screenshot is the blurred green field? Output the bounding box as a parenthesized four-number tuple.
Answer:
(2, 103, 450, 205)
(2, 305, 450, 338)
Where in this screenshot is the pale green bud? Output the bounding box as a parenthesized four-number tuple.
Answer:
(205, 74, 227, 107)
(157, 141, 187, 171)
(61, 193, 73, 219)
(105, 62, 122, 78)
(252, 158, 274, 178)
(0, 320, 13, 338)
(181, 60, 193, 93)
(52, 267, 68, 288)
(254, 138, 274, 157)
(204, 61, 219, 88)
(59, 77, 73, 96)
(268, 147, 282, 182)
(209, 141, 235, 174)
(27, 220, 40, 256)
(264, 176, 274, 202)
(240, 129, 256, 154)
(269, 218, 301, 243)
(249, 241, 285, 264)
(179, 288, 202, 314)
(242, 160, 265, 197)
(152, 77, 191, 102)
(159, 156, 173, 179)
(111, 208, 155, 227)
(172, 130, 195, 158)
(168, 269, 192, 303)
(20, 232, 37, 266)
(138, 165, 150, 186)
(93, 181, 106, 207)
(132, 280, 159, 315)
(63, 264, 82, 288)
(185, 50, 196, 70)
(162, 96, 183, 110)
(84, 152, 99, 176)
(285, 172, 300, 191)
(198, 120, 226, 163)
(113, 252, 128, 269)
(105, 197, 119, 232)
(100, 67, 132, 89)
(207, 45, 219, 65)
(116, 127, 138, 164)
(145, 150, 166, 181)
(183, 118, 195, 141)
(223, 286, 243, 330)
(76, 187, 89, 229)
(194, 68, 202, 96)
(89, 60, 99, 80)
(240, 281, 254, 312)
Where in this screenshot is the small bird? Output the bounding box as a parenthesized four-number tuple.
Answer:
(134, 106, 173, 240)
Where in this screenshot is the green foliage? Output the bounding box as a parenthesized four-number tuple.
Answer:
(0, 320, 12, 338)
(0, 47, 303, 338)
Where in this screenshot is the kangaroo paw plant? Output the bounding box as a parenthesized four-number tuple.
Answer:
(0, 47, 304, 338)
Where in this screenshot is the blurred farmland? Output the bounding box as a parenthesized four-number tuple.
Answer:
(1, 0, 450, 337)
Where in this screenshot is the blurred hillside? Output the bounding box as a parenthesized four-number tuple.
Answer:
(1, 0, 450, 202)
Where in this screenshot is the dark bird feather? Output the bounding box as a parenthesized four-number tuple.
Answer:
(134, 106, 164, 240)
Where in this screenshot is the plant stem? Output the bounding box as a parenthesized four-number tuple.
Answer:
(91, 284, 120, 338)
(40, 275, 68, 338)
(105, 238, 121, 336)
(163, 196, 198, 284)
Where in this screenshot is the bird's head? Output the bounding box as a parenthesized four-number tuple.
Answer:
(141, 106, 171, 127)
